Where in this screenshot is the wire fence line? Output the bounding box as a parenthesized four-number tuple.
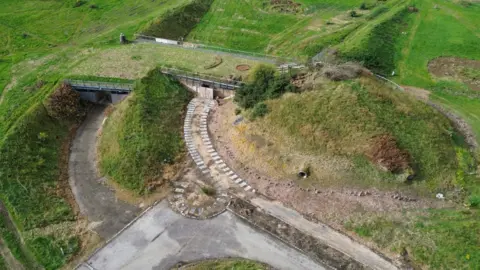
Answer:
(134, 34, 298, 65)
(159, 67, 243, 90)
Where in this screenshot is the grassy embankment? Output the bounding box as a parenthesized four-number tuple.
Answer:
(331, 1, 479, 268)
(188, 0, 386, 59)
(0, 0, 194, 269)
(98, 69, 192, 193)
(339, 0, 480, 147)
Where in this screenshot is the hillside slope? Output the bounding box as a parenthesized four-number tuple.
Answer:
(98, 69, 192, 193)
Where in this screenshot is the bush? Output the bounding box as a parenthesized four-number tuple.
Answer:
(251, 102, 269, 119)
(360, 3, 368, 10)
(234, 64, 296, 109)
(468, 195, 480, 208)
(201, 186, 216, 196)
(350, 10, 359, 17)
(235, 108, 242, 115)
(44, 83, 86, 122)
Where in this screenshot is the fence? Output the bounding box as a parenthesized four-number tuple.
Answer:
(134, 34, 298, 64)
(159, 67, 243, 90)
(66, 80, 133, 93)
(373, 74, 405, 92)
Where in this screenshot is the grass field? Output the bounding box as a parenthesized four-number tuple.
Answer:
(98, 69, 192, 193)
(71, 43, 265, 80)
(188, 0, 375, 58)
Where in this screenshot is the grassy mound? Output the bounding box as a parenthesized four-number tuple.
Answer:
(98, 69, 192, 193)
(141, 0, 214, 40)
(251, 76, 468, 193)
(238, 74, 478, 268)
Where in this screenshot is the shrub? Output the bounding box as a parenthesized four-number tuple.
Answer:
(235, 64, 296, 109)
(360, 3, 368, 10)
(235, 108, 242, 115)
(201, 186, 216, 196)
(44, 83, 86, 122)
(251, 102, 269, 119)
(468, 195, 480, 208)
(350, 10, 359, 17)
(323, 62, 365, 81)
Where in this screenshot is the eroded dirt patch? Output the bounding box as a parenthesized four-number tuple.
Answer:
(428, 57, 480, 90)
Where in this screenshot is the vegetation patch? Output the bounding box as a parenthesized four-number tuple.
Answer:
(234, 64, 296, 109)
(428, 57, 480, 91)
(173, 258, 270, 270)
(340, 5, 412, 75)
(98, 68, 193, 193)
(0, 85, 85, 269)
(248, 75, 467, 193)
(141, 0, 214, 40)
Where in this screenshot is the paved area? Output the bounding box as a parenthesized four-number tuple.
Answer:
(69, 106, 140, 238)
(77, 200, 326, 270)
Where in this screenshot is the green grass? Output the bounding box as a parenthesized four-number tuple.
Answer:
(98, 69, 192, 193)
(141, 0, 213, 40)
(0, 255, 6, 270)
(175, 258, 268, 270)
(258, 76, 465, 194)
(346, 207, 479, 269)
(0, 215, 37, 269)
(70, 43, 265, 80)
(188, 0, 368, 58)
(396, 0, 480, 87)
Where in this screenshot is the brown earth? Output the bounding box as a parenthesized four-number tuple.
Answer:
(428, 57, 480, 90)
(402, 86, 430, 101)
(236, 64, 251, 71)
(366, 134, 410, 173)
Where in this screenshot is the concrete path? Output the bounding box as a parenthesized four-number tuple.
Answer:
(69, 106, 140, 238)
(77, 200, 326, 270)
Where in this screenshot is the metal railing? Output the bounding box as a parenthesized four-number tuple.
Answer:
(66, 80, 134, 92)
(160, 67, 243, 90)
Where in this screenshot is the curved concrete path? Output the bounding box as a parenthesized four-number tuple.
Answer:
(77, 200, 326, 270)
(69, 106, 140, 238)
